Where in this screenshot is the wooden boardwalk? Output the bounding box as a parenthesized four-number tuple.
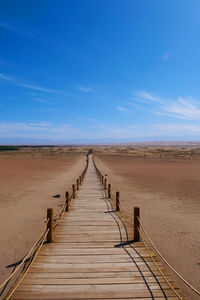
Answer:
(10, 155, 185, 299)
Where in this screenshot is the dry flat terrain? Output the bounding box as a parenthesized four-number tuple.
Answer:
(95, 146, 200, 300)
(0, 146, 86, 284)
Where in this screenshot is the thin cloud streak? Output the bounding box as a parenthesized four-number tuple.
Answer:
(0, 20, 85, 58)
(0, 73, 55, 93)
(116, 106, 128, 112)
(32, 98, 50, 104)
(137, 91, 200, 120)
(136, 91, 163, 103)
(76, 85, 114, 97)
(0, 122, 76, 140)
(162, 98, 200, 120)
(76, 86, 97, 93)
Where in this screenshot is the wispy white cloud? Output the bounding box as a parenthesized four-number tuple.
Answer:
(0, 122, 51, 131)
(76, 85, 112, 97)
(116, 106, 128, 112)
(0, 73, 55, 93)
(19, 82, 54, 93)
(162, 52, 170, 61)
(0, 20, 45, 42)
(32, 98, 50, 104)
(0, 122, 77, 140)
(0, 20, 85, 58)
(136, 91, 163, 103)
(0, 73, 12, 81)
(156, 123, 200, 133)
(137, 91, 200, 120)
(161, 97, 200, 120)
(77, 86, 96, 93)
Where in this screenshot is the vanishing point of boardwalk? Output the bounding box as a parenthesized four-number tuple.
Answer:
(10, 155, 185, 299)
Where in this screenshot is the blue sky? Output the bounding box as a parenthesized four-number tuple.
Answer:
(1, 0, 200, 143)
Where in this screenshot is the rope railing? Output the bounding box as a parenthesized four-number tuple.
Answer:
(138, 226, 183, 300)
(5, 228, 49, 300)
(93, 154, 200, 298)
(0, 224, 48, 294)
(0, 152, 90, 298)
(137, 217, 200, 297)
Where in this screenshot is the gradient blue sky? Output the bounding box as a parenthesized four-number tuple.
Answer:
(1, 0, 200, 143)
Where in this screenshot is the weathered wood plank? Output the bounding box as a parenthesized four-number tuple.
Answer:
(12, 284, 183, 299)
(28, 262, 165, 273)
(35, 255, 133, 263)
(39, 248, 155, 256)
(25, 269, 170, 279)
(35, 255, 159, 264)
(22, 276, 174, 285)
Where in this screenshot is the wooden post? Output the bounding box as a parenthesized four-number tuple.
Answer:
(108, 184, 111, 198)
(72, 184, 75, 198)
(77, 179, 79, 190)
(101, 176, 104, 185)
(104, 178, 107, 190)
(65, 191, 69, 211)
(47, 208, 53, 243)
(134, 207, 140, 242)
(116, 191, 120, 211)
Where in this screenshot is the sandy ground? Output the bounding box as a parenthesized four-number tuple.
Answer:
(95, 152, 200, 300)
(0, 147, 86, 286)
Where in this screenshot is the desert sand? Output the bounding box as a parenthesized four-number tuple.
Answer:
(0, 147, 87, 285)
(94, 147, 200, 300)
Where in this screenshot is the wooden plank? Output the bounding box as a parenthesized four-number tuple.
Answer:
(43, 241, 146, 248)
(53, 237, 121, 242)
(50, 242, 119, 247)
(53, 233, 123, 238)
(57, 221, 115, 226)
(11, 284, 183, 299)
(53, 229, 126, 234)
(35, 255, 133, 263)
(39, 248, 156, 256)
(21, 277, 175, 285)
(25, 269, 170, 279)
(56, 225, 133, 231)
(12, 295, 182, 300)
(53, 229, 123, 235)
(28, 262, 165, 273)
(35, 255, 159, 264)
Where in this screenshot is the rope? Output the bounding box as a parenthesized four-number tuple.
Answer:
(0, 223, 48, 291)
(138, 228, 183, 300)
(138, 217, 200, 296)
(53, 207, 66, 228)
(5, 228, 49, 300)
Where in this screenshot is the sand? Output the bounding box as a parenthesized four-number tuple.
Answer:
(0, 147, 86, 285)
(95, 152, 200, 300)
